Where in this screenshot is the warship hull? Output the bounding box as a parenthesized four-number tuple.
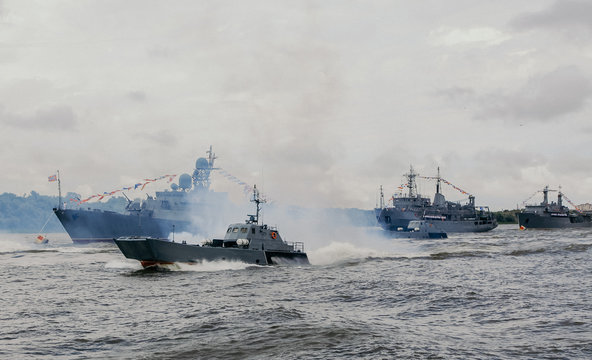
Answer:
(54, 208, 191, 243)
(518, 213, 592, 229)
(374, 220, 447, 239)
(376, 208, 497, 233)
(114, 237, 310, 266)
(381, 230, 447, 239)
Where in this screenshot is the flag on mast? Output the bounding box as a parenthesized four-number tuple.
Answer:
(48, 174, 57, 182)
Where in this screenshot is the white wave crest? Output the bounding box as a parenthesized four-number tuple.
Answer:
(0, 242, 31, 253)
(307, 242, 380, 266)
(174, 259, 255, 272)
(307, 239, 431, 266)
(104, 259, 144, 270)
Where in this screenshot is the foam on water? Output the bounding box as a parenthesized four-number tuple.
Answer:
(55, 246, 113, 254)
(307, 234, 435, 266)
(104, 259, 144, 270)
(307, 242, 380, 265)
(117, 259, 258, 272)
(174, 259, 256, 272)
(0, 238, 40, 254)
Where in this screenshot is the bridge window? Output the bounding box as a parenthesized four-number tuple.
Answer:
(241, 228, 247, 233)
(232, 227, 239, 233)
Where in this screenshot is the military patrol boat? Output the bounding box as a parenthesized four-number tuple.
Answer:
(114, 185, 309, 267)
(518, 186, 592, 229)
(375, 166, 497, 233)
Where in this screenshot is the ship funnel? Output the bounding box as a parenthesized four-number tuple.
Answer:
(433, 192, 446, 207)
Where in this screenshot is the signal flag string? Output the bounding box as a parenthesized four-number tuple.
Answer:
(418, 176, 472, 197)
(215, 168, 272, 203)
(70, 174, 178, 204)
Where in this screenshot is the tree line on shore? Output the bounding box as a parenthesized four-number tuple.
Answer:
(0, 191, 126, 233)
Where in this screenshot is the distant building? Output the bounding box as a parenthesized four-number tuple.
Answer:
(577, 203, 592, 211)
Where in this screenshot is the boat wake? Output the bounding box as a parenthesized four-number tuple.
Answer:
(104, 259, 144, 270)
(175, 260, 256, 272)
(0, 239, 54, 255)
(55, 246, 115, 254)
(307, 240, 429, 266)
(110, 259, 257, 273)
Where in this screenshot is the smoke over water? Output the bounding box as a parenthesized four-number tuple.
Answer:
(264, 205, 430, 265)
(158, 189, 429, 267)
(184, 187, 250, 239)
(165, 231, 208, 245)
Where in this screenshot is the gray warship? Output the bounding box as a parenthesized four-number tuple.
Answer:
(518, 186, 592, 229)
(375, 166, 497, 233)
(114, 185, 309, 267)
(54, 147, 236, 243)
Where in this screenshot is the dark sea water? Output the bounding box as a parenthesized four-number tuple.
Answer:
(1, 224, 591, 359)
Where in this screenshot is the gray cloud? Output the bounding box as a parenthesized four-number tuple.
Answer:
(135, 129, 177, 147)
(1, 105, 78, 131)
(126, 91, 147, 102)
(476, 66, 592, 122)
(434, 87, 476, 104)
(510, 1, 592, 31)
(472, 149, 547, 179)
(2, 1, 592, 210)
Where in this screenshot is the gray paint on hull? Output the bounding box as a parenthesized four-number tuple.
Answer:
(518, 213, 592, 228)
(376, 208, 496, 233)
(54, 208, 191, 243)
(114, 238, 309, 266)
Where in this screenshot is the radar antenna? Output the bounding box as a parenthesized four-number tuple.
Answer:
(247, 185, 266, 224)
(206, 145, 217, 168)
(405, 166, 419, 198)
(193, 145, 218, 190)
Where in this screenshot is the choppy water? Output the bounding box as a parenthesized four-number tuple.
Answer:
(1, 225, 591, 359)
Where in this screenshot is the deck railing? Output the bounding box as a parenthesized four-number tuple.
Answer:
(287, 242, 305, 252)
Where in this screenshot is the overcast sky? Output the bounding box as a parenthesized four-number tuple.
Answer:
(1, 0, 592, 210)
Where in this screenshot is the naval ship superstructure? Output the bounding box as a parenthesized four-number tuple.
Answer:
(518, 186, 592, 229)
(375, 167, 497, 233)
(54, 147, 235, 243)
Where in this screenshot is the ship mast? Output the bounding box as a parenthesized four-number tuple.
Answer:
(379, 185, 384, 209)
(436, 167, 441, 194)
(207, 145, 217, 168)
(406, 166, 418, 198)
(193, 145, 217, 190)
(248, 185, 266, 224)
(57, 170, 62, 210)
